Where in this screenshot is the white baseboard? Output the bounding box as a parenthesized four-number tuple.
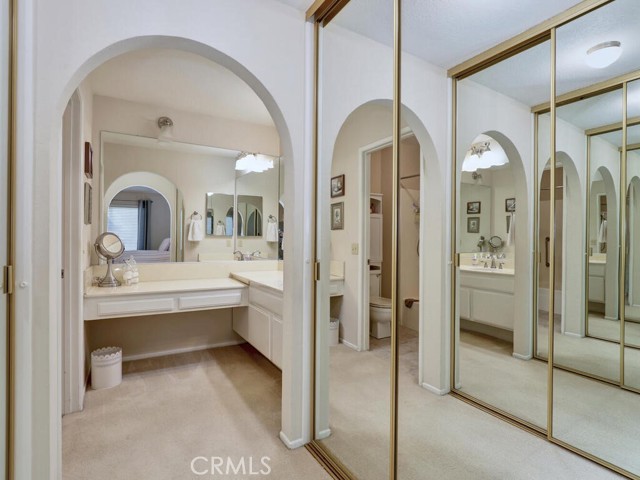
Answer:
(122, 340, 245, 362)
(512, 352, 532, 360)
(279, 431, 306, 449)
(316, 428, 331, 440)
(604, 316, 619, 321)
(563, 331, 584, 338)
(340, 338, 359, 351)
(421, 382, 449, 396)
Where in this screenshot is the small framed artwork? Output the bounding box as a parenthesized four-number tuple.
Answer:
(467, 216, 480, 234)
(331, 174, 345, 198)
(331, 202, 344, 230)
(84, 183, 92, 225)
(505, 197, 516, 212)
(84, 141, 93, 179)
(466, 201, 481, 214)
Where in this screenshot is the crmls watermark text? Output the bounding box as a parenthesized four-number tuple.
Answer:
(191, 456, 272, 476)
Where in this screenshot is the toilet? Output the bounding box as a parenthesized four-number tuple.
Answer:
(370, 296, 392, 339)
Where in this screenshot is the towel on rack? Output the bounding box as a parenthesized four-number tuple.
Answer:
(266, 219, 278, 243)
(507, 212, 515, 246)
(214, 222, 226, 236)
(188, 218, 205, 242)
(598, 219, 607, 244)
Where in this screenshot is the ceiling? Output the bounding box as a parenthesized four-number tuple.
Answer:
(88, 49, 274, 127)
(328, 0, 582, 69)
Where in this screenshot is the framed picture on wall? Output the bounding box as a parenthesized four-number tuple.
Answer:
(466, 201, 481, 214)
(505, 197, 516, 212)
(331, 202, 344, 230)
(331, 174, 345, 198)
(84, 183, 92, 225)
(84, 141, 93, 179)
(467, 216, 480, 234)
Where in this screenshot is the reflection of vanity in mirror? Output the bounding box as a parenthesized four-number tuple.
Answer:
(458, 134, 517, 335)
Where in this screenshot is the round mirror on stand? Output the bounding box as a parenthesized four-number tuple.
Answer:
(95, 232, 125, 287)
(488, 235, 503, 251)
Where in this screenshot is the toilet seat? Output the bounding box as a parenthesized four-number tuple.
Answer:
(370, 296, 391, 308)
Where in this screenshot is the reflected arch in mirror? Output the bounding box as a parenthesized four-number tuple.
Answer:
(226, 207, 243, 237)
(588, 165, 619, 332)
(626, 176, 640, 322)
(103, 171, 181, 262)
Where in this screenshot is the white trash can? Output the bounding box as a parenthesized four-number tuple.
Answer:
(91, 346, 122, 390)
(329, 318, 340, 347)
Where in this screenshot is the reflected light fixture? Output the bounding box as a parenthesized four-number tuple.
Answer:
(235, 152, 274, 173)
(157, 116, 174, 143)
(586, 41, 622, 69)
(461, 140, 508, 173)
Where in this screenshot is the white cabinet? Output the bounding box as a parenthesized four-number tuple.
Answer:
(459, 271, 515, 331)
(233, 285, 283, 369)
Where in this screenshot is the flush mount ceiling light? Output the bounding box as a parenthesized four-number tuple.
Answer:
(586, 41, 622, 69)
(235, 152, 274, 173)
(157, 116, 174, 143)
(461, 140, 508, 173)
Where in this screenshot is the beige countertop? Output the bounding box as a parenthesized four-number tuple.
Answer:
(84, 278, 246, 298)
(460, 265, 515, 276)
(231, 270, 284, 293)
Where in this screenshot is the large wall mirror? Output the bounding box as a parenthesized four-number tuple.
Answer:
(100, 132, 283, 262)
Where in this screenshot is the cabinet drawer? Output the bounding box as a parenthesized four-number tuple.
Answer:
(97, 298, 174, 317)
(249, 286, 283, 317)
(270, 315, 283, 369)
(248, 305, 271, 358)
(178, 291, 243, 310)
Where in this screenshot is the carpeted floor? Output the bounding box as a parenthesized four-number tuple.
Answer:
(319, 327, 626, 480)
(62, 344, 330, 480)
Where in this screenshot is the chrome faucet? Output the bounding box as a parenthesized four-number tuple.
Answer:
(490, 254, 497, 269)
(250, 250, 262, 259)
(233, 250, 244, 261)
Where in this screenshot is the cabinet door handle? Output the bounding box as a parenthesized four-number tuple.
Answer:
(545, 237, 550, 267)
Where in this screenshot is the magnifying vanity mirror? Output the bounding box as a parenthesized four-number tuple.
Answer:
(94, 232, 125, 287)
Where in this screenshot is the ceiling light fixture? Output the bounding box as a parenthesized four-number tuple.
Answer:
(462, 140, 508, 173)
(235, 152, 274, 173)
(586, 41, 622, 69)
(157, 116, 174, 143)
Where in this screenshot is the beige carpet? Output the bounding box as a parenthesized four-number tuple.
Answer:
(62, 345, 330, 480)
(319, 328, 624, 480)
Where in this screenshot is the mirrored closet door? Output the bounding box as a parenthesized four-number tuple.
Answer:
(454, 40, 550, 431)
(550, 1, 640, 477)
(312, 1, 396, 478)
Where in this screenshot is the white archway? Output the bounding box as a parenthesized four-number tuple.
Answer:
(20, 22, 311, 476)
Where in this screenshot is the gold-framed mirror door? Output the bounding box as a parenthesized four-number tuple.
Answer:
(311, 0, 396, 478)
(0, 0, 11, 476)
(544, 88, 623, 383)
(551, 1, 640, 476)
(624, 79, 640, 392)
(453, 39, 550, 431)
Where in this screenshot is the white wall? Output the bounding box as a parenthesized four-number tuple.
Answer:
(19, 1, 312, 476)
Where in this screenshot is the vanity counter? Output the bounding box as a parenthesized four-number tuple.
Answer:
(460, 265, 515, 276)
(231, 270, 284, 293)
(84, 278, 248, 321)
(85, 278, 246, 298)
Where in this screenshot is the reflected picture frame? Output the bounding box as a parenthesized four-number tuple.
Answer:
(467, 201, 481, 214)
(331, 202, 344, 230)
(505, 197, 516, 212)
(84, 141, 93, 179)
(467, 216, 479, 234)
(84, 183, 92, 225)
(331, 174, 345, 198)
